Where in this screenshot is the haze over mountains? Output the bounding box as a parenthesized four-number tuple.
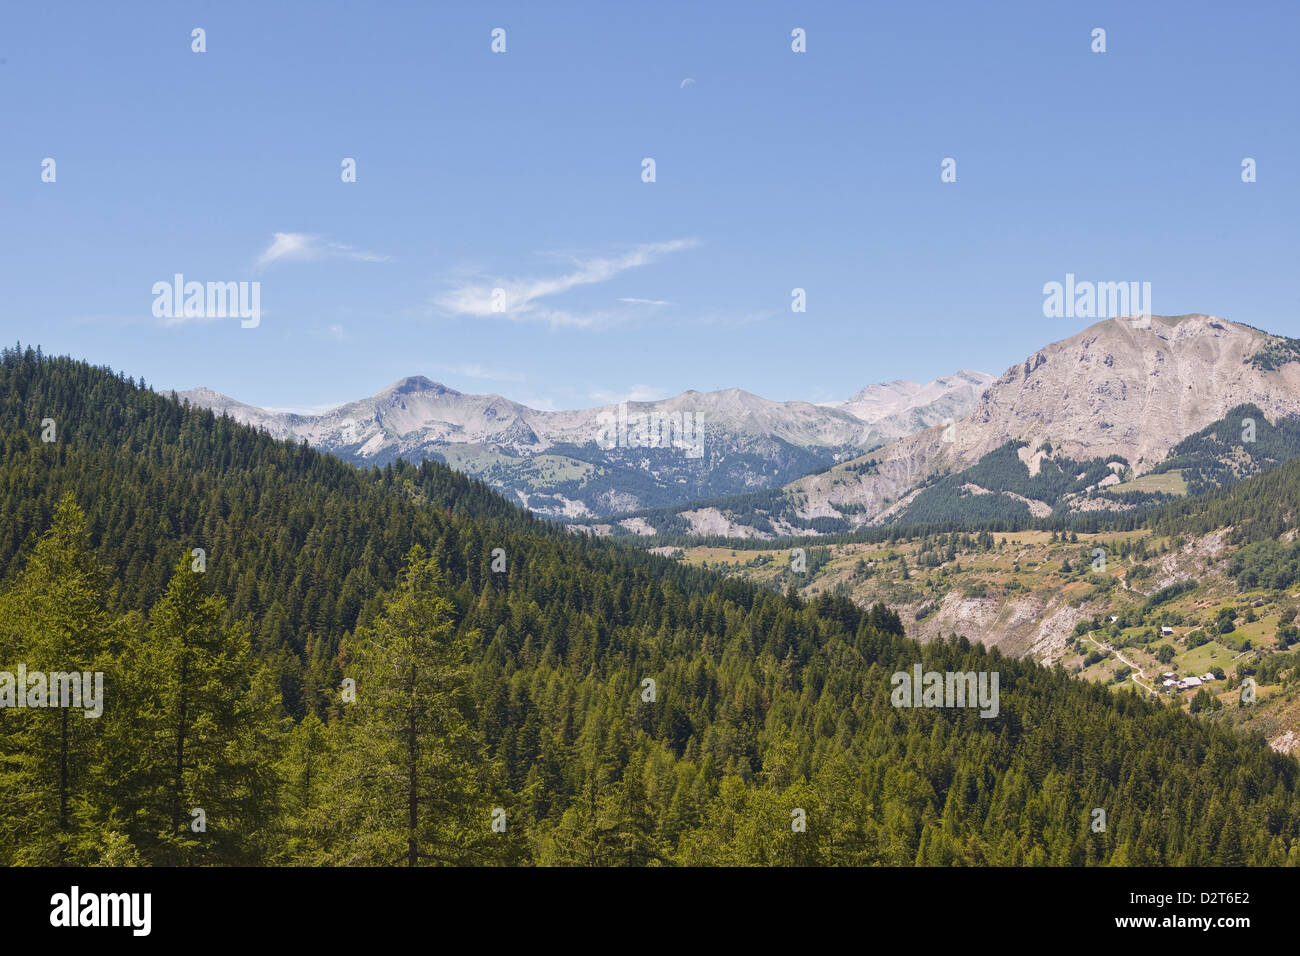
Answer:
(178, 371, 993, 519)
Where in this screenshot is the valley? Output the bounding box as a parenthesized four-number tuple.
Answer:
(661, 487, 1300, 756)
(5, 347, 1300, 866)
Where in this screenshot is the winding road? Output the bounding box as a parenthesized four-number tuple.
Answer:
(1083, 634, 1155, 694)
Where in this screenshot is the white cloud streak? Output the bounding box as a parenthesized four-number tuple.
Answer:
(256, 232, 389, 270)
(433, 239, 697, 328)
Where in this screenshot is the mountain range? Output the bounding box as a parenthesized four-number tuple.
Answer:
(177, 371, 994, 520)
(598, 315, 1300, 538)
(178, 313, 1300, 541)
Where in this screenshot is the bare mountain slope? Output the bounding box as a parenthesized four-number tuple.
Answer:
(790, 314, 1300, 527)
(603, 314, 1300, 538)
(823, 370, 994, 442)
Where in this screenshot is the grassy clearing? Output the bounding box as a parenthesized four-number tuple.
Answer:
(1107, 470, 1189, 496)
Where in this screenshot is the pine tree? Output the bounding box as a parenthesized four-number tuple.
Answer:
(311, 546, 512, 865)
(276, 710, 329, 862)
(0, 495, 119, 864)
(116, 552, 282, 864)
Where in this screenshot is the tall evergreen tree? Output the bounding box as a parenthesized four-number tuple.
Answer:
(0, 494, 118, 864)
(310, 547, 514, 865)
(114, 553, 282, 864)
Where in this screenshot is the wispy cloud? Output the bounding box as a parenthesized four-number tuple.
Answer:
(256, 232, 389, 270)
(618, 297, 674, 307)
(589, 384, 669, 404)
(433, 239, 697, 328)
(443, 363, 526, 383)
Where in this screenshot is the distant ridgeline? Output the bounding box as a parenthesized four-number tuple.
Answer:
(619, 416, 1300, 559)
(1, 347, 1299, 867)
(603, 403, 1300, 546)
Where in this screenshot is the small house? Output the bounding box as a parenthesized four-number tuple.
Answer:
(1161, 626, 1175, 635)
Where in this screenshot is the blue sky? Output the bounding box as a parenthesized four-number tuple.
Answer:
(2, 0, 1297, 411)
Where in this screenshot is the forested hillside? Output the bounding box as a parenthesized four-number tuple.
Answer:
(1144, 404, 1300, 496)
(2, 348, 1299, 866)
(888, 441, 1122, 526)
(1145, 452, 1300, 546)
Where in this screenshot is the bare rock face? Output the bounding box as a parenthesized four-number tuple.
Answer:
(900, 586, 1090, 660)
(787, 315, 1300, 525)
(962, 314, 1300, 470)
(822, 370, 994, 442)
